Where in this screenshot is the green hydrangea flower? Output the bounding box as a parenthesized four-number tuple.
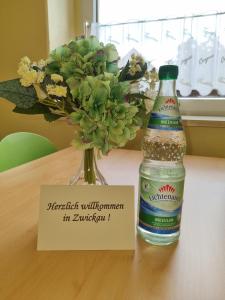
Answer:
(0, 35, 158, 155)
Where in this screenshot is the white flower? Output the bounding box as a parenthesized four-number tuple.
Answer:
(46, 84, 67, 97)
(18, 56, 31, 76)
(51, 74, 64, 83)
(31, 59, 46, 70)
(20, 56, 31, 65)
(20, 70, 45, 86)
(20, 79, 31, 87)
(38, 59, 47, 69)
(144, 99, 154, 113)
(20, 70, 38, 87)
(17, 64, 30, 77)
(18, 55, 45, 86)
(36, 71, 45, 83)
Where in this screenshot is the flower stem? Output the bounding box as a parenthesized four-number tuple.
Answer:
(84, 148, 96, 184)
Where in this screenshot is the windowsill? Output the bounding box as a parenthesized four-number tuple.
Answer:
(182, 115, 225, 127)
(179, 97, 225, 118)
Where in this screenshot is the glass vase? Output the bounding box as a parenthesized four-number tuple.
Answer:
(69, 148, 107, 185)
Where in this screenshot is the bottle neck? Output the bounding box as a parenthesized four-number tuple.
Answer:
(148, 77, 182, 130)
(158, 79, 176, 97)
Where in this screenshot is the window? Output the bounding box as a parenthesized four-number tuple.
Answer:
(97, 0, 224, 23)
(86, 0, 225, 117)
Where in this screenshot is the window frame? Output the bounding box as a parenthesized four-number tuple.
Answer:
(82, 0, 225, 119)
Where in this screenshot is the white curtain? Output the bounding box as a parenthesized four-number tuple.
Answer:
(92, 13, 225, 96)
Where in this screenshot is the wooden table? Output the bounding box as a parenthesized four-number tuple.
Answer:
(0, 148, 225, 300)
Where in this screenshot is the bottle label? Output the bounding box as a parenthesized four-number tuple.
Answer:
(138, 177, 184, 234)
(148, 96, 183, 131)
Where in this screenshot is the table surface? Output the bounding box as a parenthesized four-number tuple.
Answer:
(0, 148, 225, 300)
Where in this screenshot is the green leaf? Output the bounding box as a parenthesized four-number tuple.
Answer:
(70, 111, 83, 123)
(110, 82, 129, 101)
(13, 103, 62, 122)
(66, 77, 80, 99)
(104, 43, 119, 62)
(0, 79, 37, 108)
(75, 36, 102, 56)
(45, 61, 61, 75)
(118, 61, 147, 81)
(126, 92, 149, 101)
(13, 103, 49, 114)
(43, 112, 62, 122)
(118, 61, 130, 82)
(50, 46, 71, 62)
(61, 61, 84, 79)
(106, 62, 118, 74)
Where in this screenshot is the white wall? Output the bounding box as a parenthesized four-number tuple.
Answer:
(47, 0, 76, 50)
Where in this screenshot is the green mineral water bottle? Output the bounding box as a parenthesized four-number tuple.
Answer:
(137, 65, 186, 245)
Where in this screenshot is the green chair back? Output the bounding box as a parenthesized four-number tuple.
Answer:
(0, 132, 57, 172)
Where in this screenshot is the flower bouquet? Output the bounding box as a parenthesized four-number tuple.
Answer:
(0, 36, 158, 184)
